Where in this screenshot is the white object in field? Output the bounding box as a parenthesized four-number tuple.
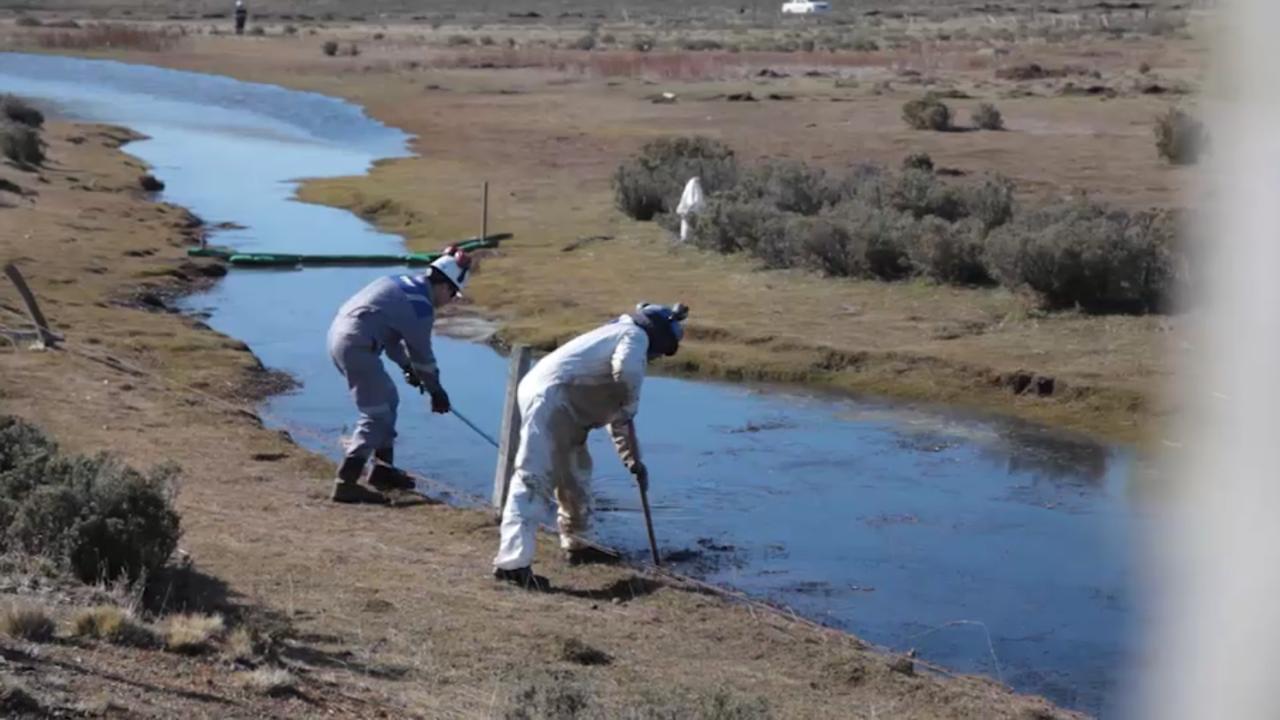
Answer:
(781, 1, 831, 15)
(676, 177, 705, 242)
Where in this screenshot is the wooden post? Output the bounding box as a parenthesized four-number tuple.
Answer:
(3, 262, 58, 349)
(492, 344, 533, 509)
(481, 181, 489, 241)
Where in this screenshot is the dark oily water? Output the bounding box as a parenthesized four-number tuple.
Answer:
(0, 53, 1149, 716)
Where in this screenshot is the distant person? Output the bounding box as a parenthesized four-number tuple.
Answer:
(325, 248, 471, 504)
(492, 303, 689, 589)
(234, 0, 248, 35)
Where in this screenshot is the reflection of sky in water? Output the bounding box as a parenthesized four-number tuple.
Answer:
(1, 52, 1147, 717)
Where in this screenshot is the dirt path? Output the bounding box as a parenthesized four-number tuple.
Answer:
(0, 125, 1078, 717)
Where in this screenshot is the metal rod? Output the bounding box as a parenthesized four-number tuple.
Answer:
(627, 423, 661, 565)
(452, 408, 499, 449)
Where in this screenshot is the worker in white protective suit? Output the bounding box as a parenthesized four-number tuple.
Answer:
(676, 177, 704, 243)
(493, 303, 690, 589)
(325, 247, 471, 504)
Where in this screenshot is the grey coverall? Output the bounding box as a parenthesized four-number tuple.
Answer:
(326, 274, 444, 461)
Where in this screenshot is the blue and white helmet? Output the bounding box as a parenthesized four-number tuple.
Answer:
(635, 302, 689, 357)
(429, 246, 472, 296)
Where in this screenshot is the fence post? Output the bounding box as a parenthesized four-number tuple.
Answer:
(3, 262, 59, 349)
(492, 344, 533, 509)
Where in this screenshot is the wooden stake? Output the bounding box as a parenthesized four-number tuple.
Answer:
(481, 181, 489, 241)
(492, 344, 533, 508)
(3, 262, 59, 349)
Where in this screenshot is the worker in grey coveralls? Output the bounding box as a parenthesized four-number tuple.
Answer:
(493, 303, 689, 588)
(325, 248, 471, 503)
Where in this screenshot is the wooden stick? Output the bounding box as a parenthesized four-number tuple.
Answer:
(491, 344, 533, 508)
(3, 263, 58, 349)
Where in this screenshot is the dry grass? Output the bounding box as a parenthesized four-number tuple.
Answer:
(163, 612, 224, 654)
(70, 605, 158, 647)
(0, 603, 55, 642)
(34, 24, 183, 52)
(237, 667, 298, 697)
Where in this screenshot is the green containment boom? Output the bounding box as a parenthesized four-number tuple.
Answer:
(185, 234, 511, 268)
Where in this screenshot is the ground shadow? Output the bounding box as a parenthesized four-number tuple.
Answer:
(550, 574, 665, 603)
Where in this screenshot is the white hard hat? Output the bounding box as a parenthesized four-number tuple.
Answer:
(429, 246, 472, 296)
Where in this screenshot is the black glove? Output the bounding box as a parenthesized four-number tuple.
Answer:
(631, 461, 649, 494)
(430, 388, 451, 414)
(403, 367, 425, 393)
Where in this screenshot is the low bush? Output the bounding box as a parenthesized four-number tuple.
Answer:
(70, 605, 157, 647)
(986, 202, 1183, 312)
(15, 16, 42, 27)
(1, 417, 181, 584)
(0, 96, 43, 128)
(164, 612, 224, 654)
(902, 95, 952, 131)
(446, 34, 473, 47)
(571, 34, 596, 51)
(321, 39, 338, 56)
(1154, 107, 1205, 165)
(1, 603, 55, 642)
(0, 121, 44, 168)
(972, 102, 1004, 130)
(613, 136, 738, 221)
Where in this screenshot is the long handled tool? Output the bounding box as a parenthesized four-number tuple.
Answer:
(627, 423, 662, 566)
(451, 408, 499, 449)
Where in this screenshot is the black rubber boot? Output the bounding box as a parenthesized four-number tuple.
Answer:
(369, 464, 415, 493)
(493, 566, 550, 592)
(563, 546, 622, 566)
(331, 455, 385, 504)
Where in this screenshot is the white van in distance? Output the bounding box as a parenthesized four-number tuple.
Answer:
(781, 1, 832, 14)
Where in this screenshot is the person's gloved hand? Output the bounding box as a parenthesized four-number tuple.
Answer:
(402, 367, 425, 393)
(631, 461, 649, 494)
(429, 387, 451, 414)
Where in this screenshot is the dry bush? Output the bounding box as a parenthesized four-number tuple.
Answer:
(613, 136, 738, 221)
(70, 605, 157, 647)
(901, 152, 933, 173)
(1, 603, 55, 642)
(1154, 107, 1205, 165)
(572, 34, 596, 51)
(238, 667, 297, 697)
(1, 95, 44, 128)
(35, 23, 180, 52)
(322, 39, 338, 56)
(972, 102, 1004, 130)
(903, 217, 993, 285)
(164, 612, 224, 654)
(0, 122, 43, 167)
(446, 34, 473, 46)
(14, 16, 42, 27)
(986, 202, 1185, 313)
(902, 95, 952, 131)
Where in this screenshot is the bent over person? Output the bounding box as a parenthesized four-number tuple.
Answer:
(326, 248, 471, 503)
(493, 303, 689, 588)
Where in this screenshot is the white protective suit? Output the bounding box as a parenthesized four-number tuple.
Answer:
(493, 315, 648, 570)
(676, 176, 705, 243)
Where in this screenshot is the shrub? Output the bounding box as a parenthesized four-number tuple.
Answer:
(572, 34, 596, 51)
(891, 169, 968, 222)
(239, 667, 298, 697)
(613, 136, 738, 221)
(902, 152, 933, 173)
(164, 613, 224, 654)
(0, 96, 44, 129)
(903, 216, 993, 285)
(248, 26, 264, 36)
(789, 215, 860, 277)
(836, 203, 914, 280)
(902, 95, 952, 131)
(1, 421, 181, 584)
(0, 122, 44, 167)
(480, 34, 496, 46)
(70, 605, 157, 647)
(446, 34, 473, 47)
(689, 198, 788, 259)
(283, 24, 298, 35)
(736, 160, 839, 215)
(681, 38, 723, 51)
(986, 202, 1184, 313)
(972, 102, 1004, 130)
(344, 42, 360, 57)
(1, 603, 55, 642)
(1154, 107, 1205, 165)
(322, 39, 338, 55)
(631, 34, 656, 52)
(15, 16, 42, 27)
(965, 175, 1016, 232)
